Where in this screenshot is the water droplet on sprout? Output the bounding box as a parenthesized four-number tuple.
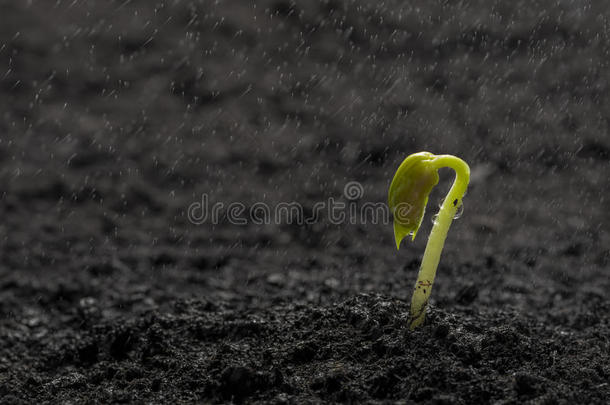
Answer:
(454, 202, 464, 219)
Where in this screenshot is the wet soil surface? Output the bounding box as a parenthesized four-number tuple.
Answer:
(1, 0, 609, 403)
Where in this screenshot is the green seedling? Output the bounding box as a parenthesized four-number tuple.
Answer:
(388, 152, 470, 329)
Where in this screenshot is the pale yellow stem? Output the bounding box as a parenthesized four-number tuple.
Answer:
(408, 155, 470, 329)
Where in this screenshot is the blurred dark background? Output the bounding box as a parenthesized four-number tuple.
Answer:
(1, 0, 607, 306)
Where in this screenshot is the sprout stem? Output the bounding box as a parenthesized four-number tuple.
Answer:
(408, 155, 470, 329)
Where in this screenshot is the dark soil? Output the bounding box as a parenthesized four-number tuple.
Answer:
(1, 0, 609, 403)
